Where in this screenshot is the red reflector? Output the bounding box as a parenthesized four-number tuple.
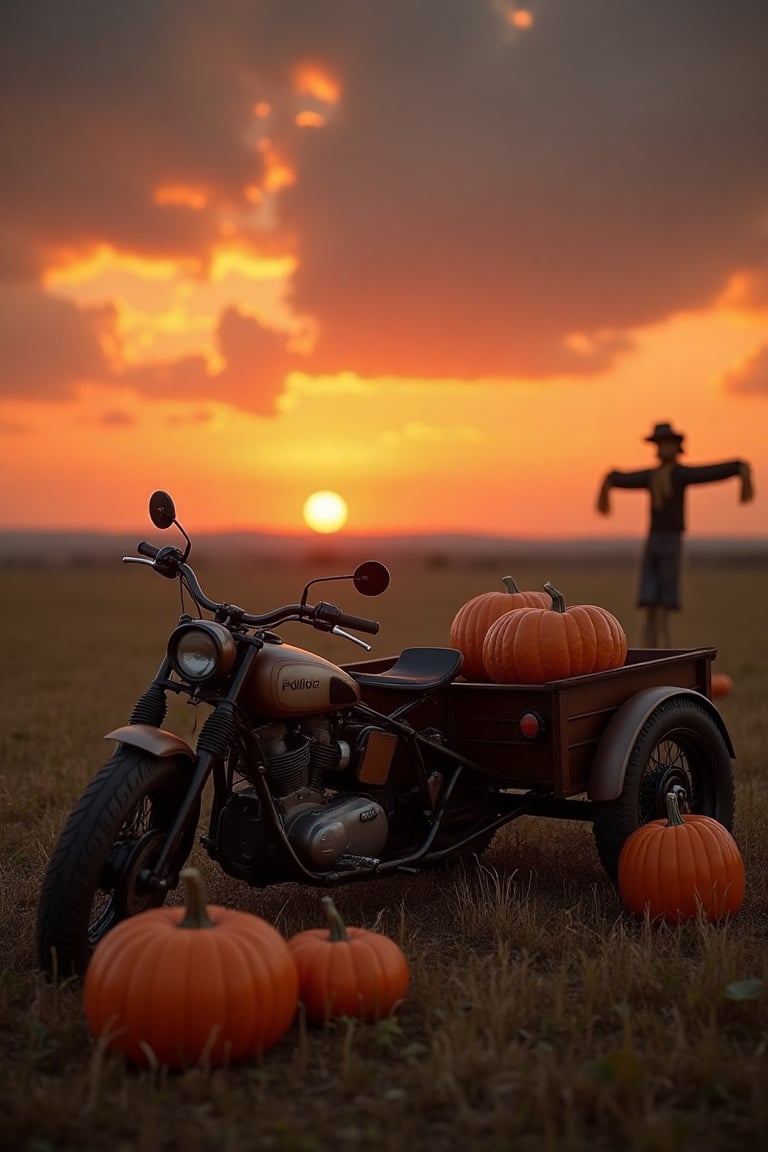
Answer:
(520, 712, 541, 739)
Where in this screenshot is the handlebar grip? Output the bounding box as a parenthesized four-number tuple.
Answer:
(335, 611, 380, 636)
(137, 541, 160, 559)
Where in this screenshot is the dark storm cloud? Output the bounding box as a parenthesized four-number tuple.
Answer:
(0, 288, 116, 397)
(2, 0, 768, 393)
(0, 285, 291, 414)
(0, 0, 265, 270)
(271, 0, 768, 377)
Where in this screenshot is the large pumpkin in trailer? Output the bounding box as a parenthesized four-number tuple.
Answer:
(83, 869, 299, 1067)
(482, 582, 627, 683)
(449, 576, 551, 680)
(287, 897, 410, 1024)
(618, 791, 745, 922)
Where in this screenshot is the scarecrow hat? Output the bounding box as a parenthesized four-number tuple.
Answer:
(644, 421, 685, 450)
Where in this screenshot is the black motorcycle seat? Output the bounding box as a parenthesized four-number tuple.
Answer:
(350, 647, 463, 690)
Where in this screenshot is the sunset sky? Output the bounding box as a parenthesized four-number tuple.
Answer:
(2, 0, 767, 539)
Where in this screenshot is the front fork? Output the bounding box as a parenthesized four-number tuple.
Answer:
(128, 643, 264, 893)
(140, 744, 226, 893)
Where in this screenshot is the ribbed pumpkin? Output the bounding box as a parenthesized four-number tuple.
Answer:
(449, 576, 551, 680)
(482, 582, 627, 683)
(287, 897, 410, 1024)
(618, 792, 745, 922)
(83, 868, 299, 1067)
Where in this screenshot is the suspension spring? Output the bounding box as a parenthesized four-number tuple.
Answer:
(197, 704, 236, 758)
(129, 684, 168, 727)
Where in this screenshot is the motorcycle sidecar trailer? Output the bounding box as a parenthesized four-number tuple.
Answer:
(344, 646, 734, 877)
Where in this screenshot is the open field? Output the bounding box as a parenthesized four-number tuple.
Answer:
(2, 555, 768, 1151)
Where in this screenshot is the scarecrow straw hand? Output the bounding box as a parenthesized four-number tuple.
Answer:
(596, 481, 611, 515)
(739, 464, 754, 503)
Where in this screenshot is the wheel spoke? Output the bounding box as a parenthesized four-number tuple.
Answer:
(88, 893, 116, 944)
(639, 738, 694, 823)
(123, 796, 153, 839)
(90, 793, 164, 943)
(592, 698, 734, 884)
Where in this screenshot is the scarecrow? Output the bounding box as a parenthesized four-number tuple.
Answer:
(596, 422, 754, 648)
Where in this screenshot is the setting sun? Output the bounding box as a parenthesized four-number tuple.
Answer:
(302, 490, 349, 534)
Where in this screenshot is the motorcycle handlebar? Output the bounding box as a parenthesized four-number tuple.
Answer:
(329, 610, 380, 636)
(137, 541, 160, 559)
(174, 562, 380, 635)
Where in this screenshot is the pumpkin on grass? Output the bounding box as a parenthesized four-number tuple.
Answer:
(482, 582, 627, 683)
(618, 792, 745, 922)
(83, 868, 299, 1068)
(711, 672, 733, 698)
(287, 897, 410, 1024)
(449, 576, 551, 680)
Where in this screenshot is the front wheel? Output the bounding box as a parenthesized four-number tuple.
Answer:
(592, 697, 735, 883)
(36, 748, 200, 979)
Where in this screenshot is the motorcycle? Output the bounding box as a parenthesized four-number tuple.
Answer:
(38, 490, 736, 979)
(37, 491, 497, 978)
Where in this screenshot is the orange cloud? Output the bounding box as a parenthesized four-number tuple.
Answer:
(0, 287, 117, 398)
(5, 0, 768, 397)
(509, 9, 534, 29)
(293, 63, 341, 104)
(264, 158, 296, 191)
(153, 185, 209, 210)
(118, 307, 294, 414)
(295, 110, 326, 128)
(255, 138, 296, 190)
(208, 247, 296, 281)
(718, 270, 768, 311)
(720, 344, 768, 394)
(44, 245, 191, 288)
(43, 237, 301, 382)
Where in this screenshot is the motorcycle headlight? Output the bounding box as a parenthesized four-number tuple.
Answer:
(167, 621, 237, 683)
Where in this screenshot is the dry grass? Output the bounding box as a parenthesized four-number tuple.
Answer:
(1, 556, 767, 1151)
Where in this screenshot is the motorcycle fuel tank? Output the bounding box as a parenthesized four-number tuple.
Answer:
(243, 642, 361, 716)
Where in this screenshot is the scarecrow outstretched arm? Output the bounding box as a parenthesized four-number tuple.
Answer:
(596, 469, 651, 515)
(679, 460, 754, 502)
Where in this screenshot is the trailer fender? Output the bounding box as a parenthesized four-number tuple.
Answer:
(105, 724, 195, 760)
(588, 687, 734, 803)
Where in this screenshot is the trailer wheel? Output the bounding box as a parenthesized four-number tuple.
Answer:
(592, 696, 735, 883)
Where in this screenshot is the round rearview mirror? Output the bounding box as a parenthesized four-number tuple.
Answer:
(353, 560, 390, 597)
(149, 490, 176, 530)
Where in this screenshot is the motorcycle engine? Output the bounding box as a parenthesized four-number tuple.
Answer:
(219, 718, 389, 873)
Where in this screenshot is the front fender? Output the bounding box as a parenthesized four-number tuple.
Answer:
(588, 686, 735, 802)
(105, 723, 195, 760)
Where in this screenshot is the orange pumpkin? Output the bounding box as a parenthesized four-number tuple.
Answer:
(618, 792, 745, 922)
(482, 582, 627, 683)
(83, 868, 299, 1067)
(287, 897, 410, 1024)
(449, 576, 551, 680)
(711, 672, 733, 698)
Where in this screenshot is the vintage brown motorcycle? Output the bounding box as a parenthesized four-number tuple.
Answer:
(37, 491, 491, 977)
(37, 490, 736, 978)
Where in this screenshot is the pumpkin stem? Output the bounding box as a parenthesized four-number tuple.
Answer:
(322, 896, 350, 942)
(664, 791, 686, 827)
(178, 867, 215, 929)
(501, 575, 521, 594)
(543, 582, 566, 613)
